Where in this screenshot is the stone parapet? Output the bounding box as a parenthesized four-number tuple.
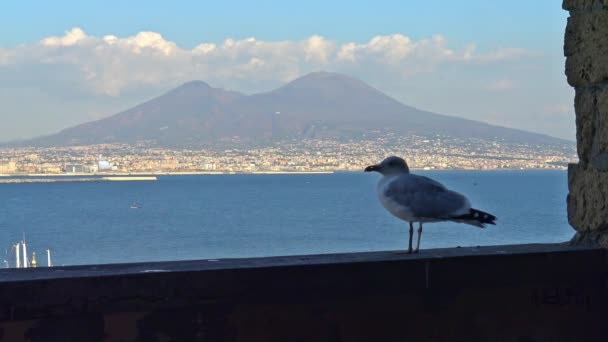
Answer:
(573, 85, 608, 167)
(0, 245, 606, 341)
(564, 0, 608, 246)
(564, 10, 608, 87)
(568, 164, 608, 238)
(563, 0, 607, 11)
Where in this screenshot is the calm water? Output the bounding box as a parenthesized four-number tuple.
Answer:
(0, 171, 572, 266)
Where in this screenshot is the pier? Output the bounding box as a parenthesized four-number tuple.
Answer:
(0, 176, 157, 184)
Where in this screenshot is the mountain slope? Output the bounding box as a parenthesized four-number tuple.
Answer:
(20, 72, 570, 147)
(30, 80, 244, 146)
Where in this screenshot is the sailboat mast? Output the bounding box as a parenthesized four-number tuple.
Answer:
(46, 249, 52, 267)
(22, 240, 28, 268)
(15, 243, 20, 268)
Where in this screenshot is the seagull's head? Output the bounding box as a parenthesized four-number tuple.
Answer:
(365, 156, 410, 175)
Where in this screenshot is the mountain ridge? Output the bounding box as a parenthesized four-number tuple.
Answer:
(13, 71, 572, 147)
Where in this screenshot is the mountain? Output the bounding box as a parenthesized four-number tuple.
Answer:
(24, 80, 245, 146)
(17, 72, 570, 147)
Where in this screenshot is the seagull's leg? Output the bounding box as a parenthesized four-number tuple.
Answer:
(408, 222, 414, 254)
(415, 222, 423, 253)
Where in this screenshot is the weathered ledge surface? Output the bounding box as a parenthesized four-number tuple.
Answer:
(0, 243, 606, 341)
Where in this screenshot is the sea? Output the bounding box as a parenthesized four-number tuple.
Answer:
(0, 170, 572, 267)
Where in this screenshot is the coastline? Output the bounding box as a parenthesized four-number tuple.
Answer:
(0, 171, 335, 177)
(0, 168, 567, 178)
(0, 176, 158, 184)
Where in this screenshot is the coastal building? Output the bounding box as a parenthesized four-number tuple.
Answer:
(97, 155, 112, 172)
(64, 164, 90, 173)
(0, 161, 17, 174)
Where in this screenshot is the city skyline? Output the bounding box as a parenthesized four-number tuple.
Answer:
(0, 136, 576, 175)
(0, 1, 573, 142)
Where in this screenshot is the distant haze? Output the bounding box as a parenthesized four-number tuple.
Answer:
(16, 72, 571, 148)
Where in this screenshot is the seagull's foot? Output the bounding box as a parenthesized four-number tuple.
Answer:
(393, 248, 414, 255)
(414, 248, 420, 254)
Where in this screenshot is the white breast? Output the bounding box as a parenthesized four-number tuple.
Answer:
(377, 176, 415, 222)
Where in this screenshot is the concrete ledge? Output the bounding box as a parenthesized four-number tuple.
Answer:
(0, 244, 607, 341)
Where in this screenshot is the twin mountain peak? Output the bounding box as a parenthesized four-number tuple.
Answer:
(26, 72, 567, 147)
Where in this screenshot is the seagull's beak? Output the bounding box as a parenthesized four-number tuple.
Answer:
(364, 164, 380, 172)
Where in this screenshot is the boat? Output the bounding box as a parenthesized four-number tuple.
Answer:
(4, 238, 52, 268)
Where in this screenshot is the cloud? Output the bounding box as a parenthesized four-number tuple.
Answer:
(335, 35, 539, 72)
(0, 27, 541, 97)
(341, 34, 449, 64)
(41, 27, 87, 46)
(304, 35, 334, 64)
(464, 46, 542, 63)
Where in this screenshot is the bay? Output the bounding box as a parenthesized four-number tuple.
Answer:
(0, 171, 572, 266)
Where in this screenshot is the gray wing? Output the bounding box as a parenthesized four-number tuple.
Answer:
(384, 174, 470, 219)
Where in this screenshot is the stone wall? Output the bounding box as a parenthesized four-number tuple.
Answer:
(564, 0, 608, 247)
(0, 245, 606, 341)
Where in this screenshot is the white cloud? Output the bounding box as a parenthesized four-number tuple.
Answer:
(335, 35, 537, 72)
(40, 27, 88, 46)
(0, 27, 541, 97)
(122, 31, 177, 56)
(304, 35, 334, 64)
(336, 34, 453, 73)
(193, 43, 216, 55)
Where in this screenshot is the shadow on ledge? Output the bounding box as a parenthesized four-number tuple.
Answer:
(0, 243, 607, 341)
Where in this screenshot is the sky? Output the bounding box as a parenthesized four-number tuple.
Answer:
(0, 0, 574, 141)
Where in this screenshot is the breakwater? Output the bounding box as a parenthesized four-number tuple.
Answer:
(0, 176, 157, 184)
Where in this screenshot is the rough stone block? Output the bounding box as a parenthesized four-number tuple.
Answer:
(568, 163, 608, 233)
(574, 85, 608, 168)
(574, 87, 595, 164)
(571, 229, 608, 247)
(563, 0, 607, 11)
(597, 85, 608, 153)
(564, 11, 608, 87)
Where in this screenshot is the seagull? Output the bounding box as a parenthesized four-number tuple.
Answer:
(365, 156, 496, 253)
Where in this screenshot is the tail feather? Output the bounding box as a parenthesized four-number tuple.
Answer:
(451, 208, 496, 228)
